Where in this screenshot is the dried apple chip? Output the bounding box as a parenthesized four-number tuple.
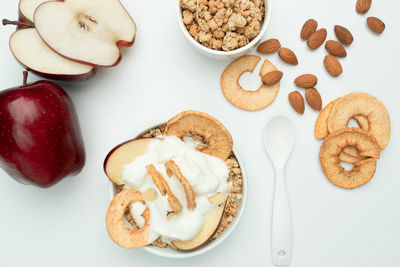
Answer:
(327, 93, 391, 150)
(106, 189, 150, 249)
(320, 128, 380, 189)
(221, 56, 280, 111)
(165, 110, 233, 161)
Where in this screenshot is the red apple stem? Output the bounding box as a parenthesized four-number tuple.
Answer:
(2, 19, 33, 28)
(23, 71, 28, 86)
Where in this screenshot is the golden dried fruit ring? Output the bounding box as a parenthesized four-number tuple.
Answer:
(328, 93, 391, 150)
(165, 110, 233, 161)
(221, 56, 280, 111)
(315, 99, 338, 140)
(320, 128, 381, 189)
(106, 189, 150, 249)
(315, 99, 369, 140)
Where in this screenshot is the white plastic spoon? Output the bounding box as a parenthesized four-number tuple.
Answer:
(263, 116, 295, 266)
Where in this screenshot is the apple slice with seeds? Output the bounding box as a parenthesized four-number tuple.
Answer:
(34, 0, 136, 66)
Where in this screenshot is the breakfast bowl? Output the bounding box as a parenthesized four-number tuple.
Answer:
(105, 111, 247, 258)
(177, 0, 271, 60)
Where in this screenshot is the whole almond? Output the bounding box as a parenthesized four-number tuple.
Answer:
(257, 39, 281, 54)
(334, 25, 354, 45)
(294, 74, 318, 88)
(262, 71, 283, 86)
(301, 19, 318, 40)
(307, 28, 327, 50)
(305, 88, 322, 111)
(356, 0, 372, 14)
(325, 40, 347, 57)
(367, 17, 385, 33)
(278, 48, 298, 65)
(324, 55, 343, 77)
(288, 91, 305, 114)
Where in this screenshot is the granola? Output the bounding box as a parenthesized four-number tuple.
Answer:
(180, 0, 265, 51)
(118, 125, 243, 249)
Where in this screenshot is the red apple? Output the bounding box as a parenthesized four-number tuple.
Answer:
(0, 72, 85, 187)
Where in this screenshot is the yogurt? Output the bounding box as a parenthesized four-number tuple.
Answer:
(121, 136, 230, 243)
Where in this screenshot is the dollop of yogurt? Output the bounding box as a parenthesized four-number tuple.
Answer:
(121, 136, 230, 243)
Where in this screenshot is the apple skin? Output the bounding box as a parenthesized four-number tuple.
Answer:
(21, 64, 96, 81)
(0, 79, 85, 187)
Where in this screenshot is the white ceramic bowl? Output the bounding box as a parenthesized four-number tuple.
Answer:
(108, 123, 248, 259)
(177, 0, 271, 60)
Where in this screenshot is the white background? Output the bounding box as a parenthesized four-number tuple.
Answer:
(0, 0, 399, 266)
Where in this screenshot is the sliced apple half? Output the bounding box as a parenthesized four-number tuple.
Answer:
(104, 138, 152, 185)
(19, 0, 49, 23)
(9, 28, 95, 80)
(34, 0, 137, 66)
(172, 199, 227, 251)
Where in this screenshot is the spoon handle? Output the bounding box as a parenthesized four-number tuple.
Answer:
(271, 168, 292, 266)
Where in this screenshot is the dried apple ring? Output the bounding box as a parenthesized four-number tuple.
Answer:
(221, 56, 280, 111)
(106, 189, 150, 249)
(327, 93, 391, 150)
(315, 99, 338, 140)
(315, 100, 369, 140)
(320, 128, 381, 189)
(165, 110, 233, 161)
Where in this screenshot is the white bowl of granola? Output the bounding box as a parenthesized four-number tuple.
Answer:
(106, 112, 247, 258)
(177, 0, 271, 60)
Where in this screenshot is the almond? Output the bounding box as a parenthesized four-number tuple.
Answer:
(305, 88, 322, 111)
(278, 48, 298, 65)
(257, 39, 281, 54)
(301, 19, 318, 40)
(356, 0, 372, 14)
(262, 71, 283, 86)
(294, 74, 318, 88)
(367, 17, 385, 33)
(334, 25, 354, 45)
(324, 55, 343, 77)
(325, 40, 347, 57)
(288, 91, 305, 114)
(307, 28, 327, 50)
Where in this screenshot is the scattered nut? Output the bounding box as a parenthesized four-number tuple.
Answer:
(307, 28, 327, 50)
(305, 88, 322, 111)
(367, 17, 385, 33)
(288, 91, 305, 114)
(324, 55, 343, 77)
(325, 40, 347, 57)
(356, 0, 372, 14)
(257, 39, 281, 54)
(262, 70, 283, 86)
(278, 48, 298, 65)
(334, 25, 354, 45)
(294, 74, 318, 88)
(301, 19, 318, 40)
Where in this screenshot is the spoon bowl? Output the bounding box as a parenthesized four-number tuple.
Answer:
(264, 116, 296, 168)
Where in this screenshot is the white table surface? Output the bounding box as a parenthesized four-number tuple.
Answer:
(0, 0, 399, 266)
